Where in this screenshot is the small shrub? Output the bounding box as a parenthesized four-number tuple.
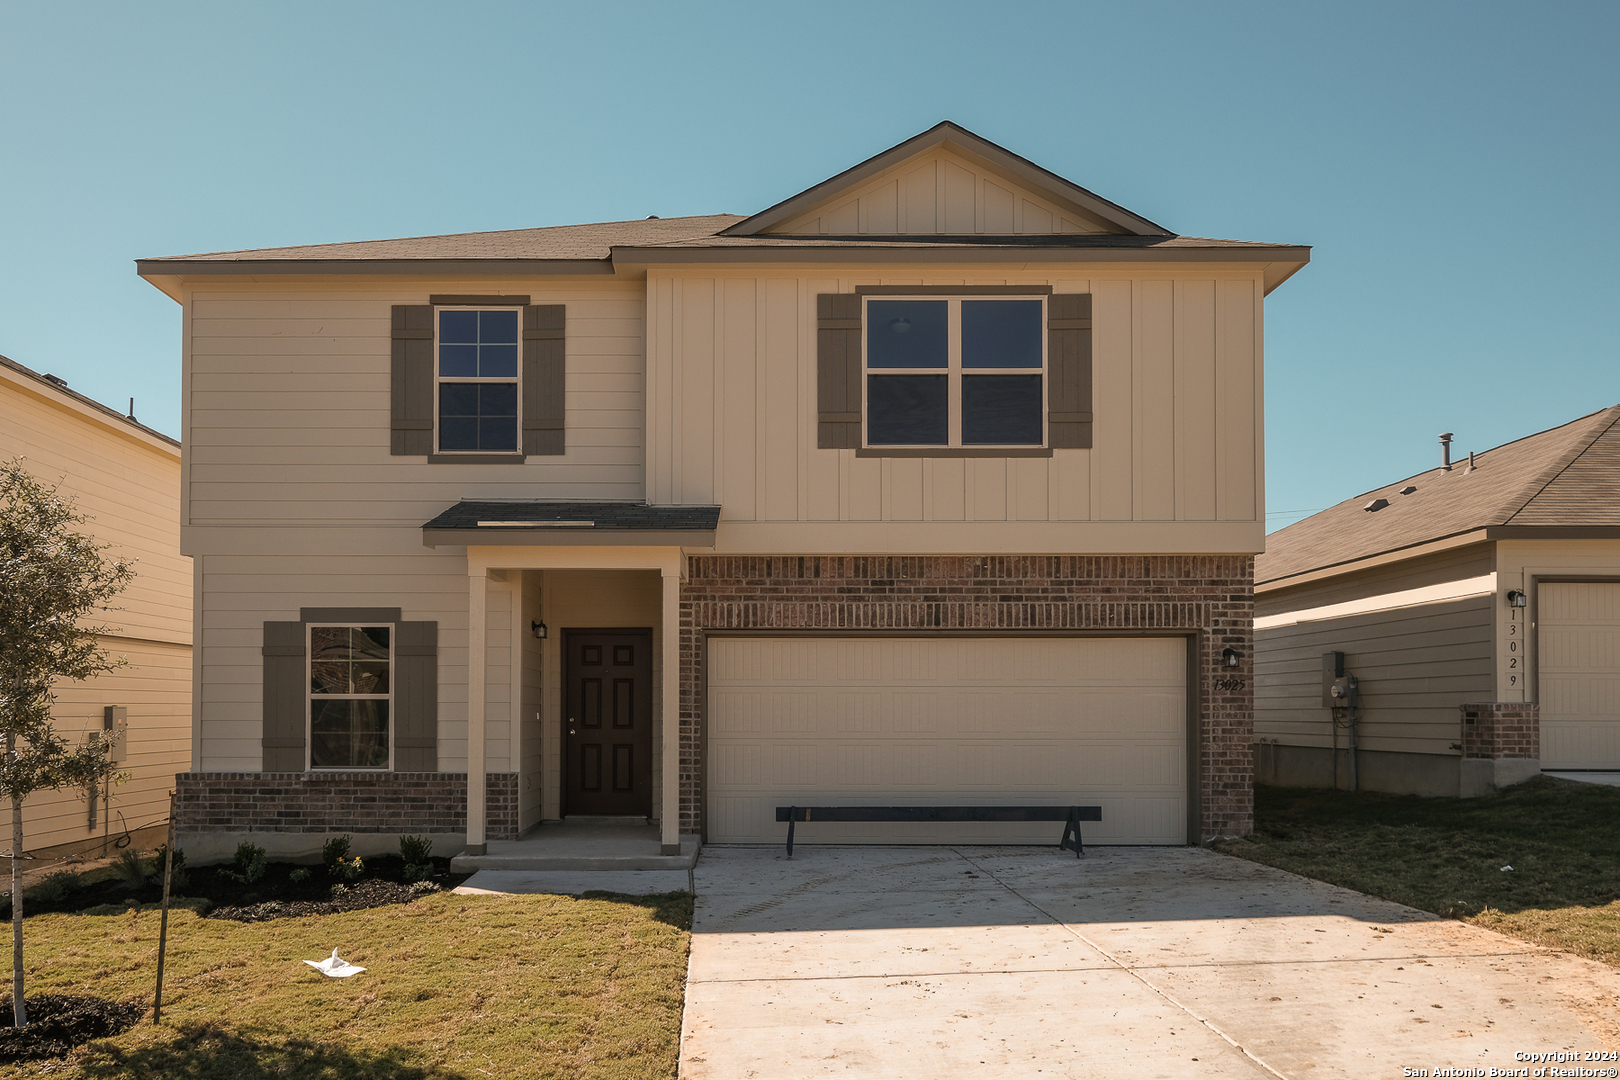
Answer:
(112, 849, 148, 890)
(332, 855, 364, 882)
(289, 867, 311, 884)
(330, 883, 351, 899)
(222, 841, 267, 885)
(25, 870, 80, 906)
(399, 834, 433, 864)
(321, 834, 351, 872)
(407, 879, 440, 896)
(153, 844, 189, 891)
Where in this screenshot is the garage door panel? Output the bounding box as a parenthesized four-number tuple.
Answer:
(1540, 583, 1620, 769)
(708, 637, 1188, 845)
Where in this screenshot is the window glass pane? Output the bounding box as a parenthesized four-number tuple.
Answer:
(867, 301, 947, 369)
(311, 700, 390, 769)
(478, 344, 518, 378)
(962, 375, 1043, 445)
(867, 374, 947, 445)
(310, 626, 353, 694)
(479, 310, 519, 343)
(440, 384, 517, 451)
(439, 310, 478, 344)
(962, 300, 1043, 369)
(439, 344, 478, 377)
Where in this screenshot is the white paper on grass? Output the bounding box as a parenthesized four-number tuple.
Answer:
(304, 949, 366, 978)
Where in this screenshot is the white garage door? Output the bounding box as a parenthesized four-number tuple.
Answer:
(706, 637, 1188, 846)
(1540, 583, 1620, 769)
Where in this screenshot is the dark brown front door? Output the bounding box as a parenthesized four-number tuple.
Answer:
(564, 630, 653, 817)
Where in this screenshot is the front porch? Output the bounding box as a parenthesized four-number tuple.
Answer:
(450, 818, 700, 872)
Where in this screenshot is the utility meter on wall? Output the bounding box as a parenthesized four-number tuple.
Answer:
(1329, 674, 1359, 708)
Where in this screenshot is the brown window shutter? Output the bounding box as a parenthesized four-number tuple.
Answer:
(523, 304, 566, 456)
(261, 621, 306, 771)
(391, 305, 435, 455)
(393, 620, 438, 771)
(1048, 294, 1093, 449)
(816, 293, 862, 449)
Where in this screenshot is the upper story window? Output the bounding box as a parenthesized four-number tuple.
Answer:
(308, 624, 392, 769)
(864, 296, 1045, 448)
(436, 308, 520, 453)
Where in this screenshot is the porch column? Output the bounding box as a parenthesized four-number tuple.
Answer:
(466, 568, 488, 854)
(660, 565, 680, 855)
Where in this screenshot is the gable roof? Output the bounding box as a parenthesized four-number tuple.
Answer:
(1256, 404, 1620, 587)
(0, 352, 179, 452)
(138, 123, 1309, 295)
(720, 121, 1172, 238)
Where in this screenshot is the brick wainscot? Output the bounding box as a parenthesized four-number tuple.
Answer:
(174, 772, 518, 860)
(678, 555, 1255, 843)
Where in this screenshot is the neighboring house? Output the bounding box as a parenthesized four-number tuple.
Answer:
(138, 122, 1308, 858)
(1254, 405, 1620, 796)
(0, 354, 192, 857)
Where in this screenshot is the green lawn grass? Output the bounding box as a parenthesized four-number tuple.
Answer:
(1213, 775, 1620, 966)
(0, 888, 692, 1079)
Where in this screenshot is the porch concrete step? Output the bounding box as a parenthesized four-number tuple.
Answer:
(450, 835, 700, 873)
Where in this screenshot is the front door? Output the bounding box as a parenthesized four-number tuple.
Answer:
(564, 630, 653, 816)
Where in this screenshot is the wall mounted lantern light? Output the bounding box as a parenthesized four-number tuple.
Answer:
(531, 620, 548, 640)
(1506, 590, 1528, 608)
(1222, 647, 1241, 668)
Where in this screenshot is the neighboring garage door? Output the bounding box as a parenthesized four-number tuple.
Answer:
(1540, 582, 1620, 769)
(706, 636, 1188, 846)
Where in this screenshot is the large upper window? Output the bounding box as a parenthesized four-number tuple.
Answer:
(308, 624, 391, 769)
(437, 308, 519, 453)
(864, 296, 1045, 447)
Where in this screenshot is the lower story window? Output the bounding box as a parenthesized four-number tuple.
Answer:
(308, 625, 391, 769)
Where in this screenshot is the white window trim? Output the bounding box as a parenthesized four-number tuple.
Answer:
(433, 305, 523, 455)
(307, 622, 394, 771)
(861, 294, 1047, 449)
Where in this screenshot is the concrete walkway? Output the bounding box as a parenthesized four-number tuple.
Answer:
(680, 846, 1620, 1078)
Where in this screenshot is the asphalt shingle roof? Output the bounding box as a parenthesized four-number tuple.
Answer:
(1256, 404, 1620, 586)
(422, 501, 722, 533)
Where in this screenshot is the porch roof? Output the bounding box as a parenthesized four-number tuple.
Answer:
(422, 500, 721, 548)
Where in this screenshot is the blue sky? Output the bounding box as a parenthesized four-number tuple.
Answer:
(3, 1, 1615, 531)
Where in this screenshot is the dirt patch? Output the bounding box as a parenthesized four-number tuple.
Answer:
(0, 995, 143, 1062)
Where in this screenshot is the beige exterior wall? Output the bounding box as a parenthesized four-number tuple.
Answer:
(646, 267, 1265, 555)
(182, 279, 648, 538)
(195, 550, 513, 775)
(1255, 544, 1496, 757)
(0, 363, 191, 854)
(1494, 539, 1620, 705)
(767, 147, 1116, 236)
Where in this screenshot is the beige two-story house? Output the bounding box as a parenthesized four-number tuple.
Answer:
(0, 355, 192, 857)
(139, 122, 1308, 858)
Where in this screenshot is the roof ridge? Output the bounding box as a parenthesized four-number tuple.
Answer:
(1490, 404, 1620, 525)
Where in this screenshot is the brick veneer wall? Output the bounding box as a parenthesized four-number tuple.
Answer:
(1460, 703, 1540, 760)
(174, 771, 519, 839)
(679, 555, 1254, 842)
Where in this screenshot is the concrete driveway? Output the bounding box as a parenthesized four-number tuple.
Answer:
(680, 845, 1620, 1078)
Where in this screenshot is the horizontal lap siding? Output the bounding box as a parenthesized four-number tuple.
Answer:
(646, 270, 1262, 549)
(1255, 597, 1494, 755)
(187, 284, 646, 526)
(198, 552, 514, 775)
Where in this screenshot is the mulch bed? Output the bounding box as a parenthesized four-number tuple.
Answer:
(209, 878, 435, 922)
(0, 995, 143, 1062)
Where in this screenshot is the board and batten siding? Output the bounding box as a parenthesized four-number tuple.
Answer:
(644, 270, 1263, 554)
(183, 281, 648, 530)
(196, 553, 517, 775)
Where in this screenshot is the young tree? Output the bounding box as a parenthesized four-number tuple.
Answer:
(0, 459, 134, 1026)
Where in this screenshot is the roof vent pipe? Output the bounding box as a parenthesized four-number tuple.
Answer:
(1439, 432, 1454, 472)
